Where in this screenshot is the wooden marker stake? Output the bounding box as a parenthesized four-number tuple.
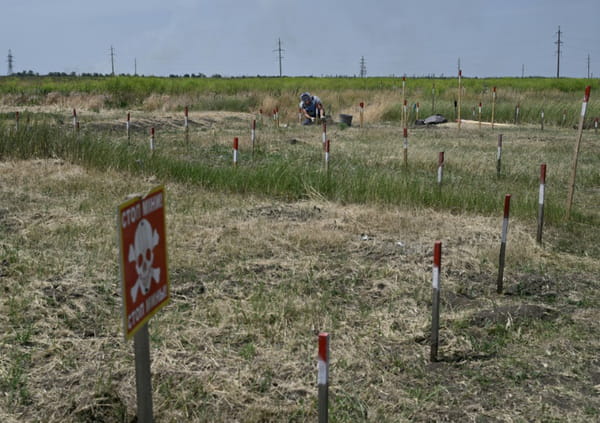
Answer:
(497, 194, 511, 294)
(416, 102, 420, 122)
(15, 111, 19, 131)
(496, 134, 503, 176)
(515, 103, 520, 125)
(324, 139, 330, 172)
(491, 87, 497, 129)
(233, 137, 239, 166)
(540, 110, 545, 131)
(566, 86, 592, 219)
(318, 332, 330, 423)
(437, 151, 444, 186)
(457, 70, 462, 130)
(537, 164, 547, 244)
(359, 102, 364, 128)
(431, 241, 442, 362)
(150, 127, 155, 151)
(403, 127, 408, 167)
(478, 102, 482, 129)
(126, 112, 131, 141)
(251, 119, 256, 154)
(322, 121, 327, 145)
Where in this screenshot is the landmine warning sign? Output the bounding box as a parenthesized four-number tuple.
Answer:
(117, 186, 170, 339)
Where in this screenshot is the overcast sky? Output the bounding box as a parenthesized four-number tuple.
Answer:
(1, 0, 599, 78)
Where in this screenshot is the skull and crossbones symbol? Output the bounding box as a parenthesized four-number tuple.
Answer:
(128, 219, 161, 302)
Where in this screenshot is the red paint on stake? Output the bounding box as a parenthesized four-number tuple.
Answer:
(233, 137, 239, 166)
(318, 332, 329, 423)
(431, 241, 442, 362)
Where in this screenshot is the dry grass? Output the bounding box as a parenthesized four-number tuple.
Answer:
(1, 128, 599, 423)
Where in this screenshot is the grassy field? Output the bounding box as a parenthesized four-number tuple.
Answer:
(0, 80, 600, 422)
(1, 75, 598, 126)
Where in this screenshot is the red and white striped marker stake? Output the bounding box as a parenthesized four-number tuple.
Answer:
(496, 134, 503, 176)
(403, 127, 408, 167)
(324, 139, 330, 172)
(126, 112, 131, 141)
(403, 99, 408, 129)
(318, 332, 329, 423)
(73, 108, 78, 131)
(184, 106, 189, 130)
(322, 121, 327, 145)
(430, 241, 442, 362)
(15, 111, 19, 131)
(478, 102, 482, 129)
(457, 69, 462, 130)
(566, 86, 592, 220)
(491, 87, 497, 129)
(150, 127, 155, 151)
(359, 101, 365, 128)
(251, 119, 256, 153)
(537, 164, 547, 244)
(437, 151, 444, 186)
(233, 137, 239, 166)
(497, 194, 511, 294)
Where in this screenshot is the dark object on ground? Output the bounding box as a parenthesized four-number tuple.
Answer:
(424, 114, 447, 125)
(339, 114, 353, 126)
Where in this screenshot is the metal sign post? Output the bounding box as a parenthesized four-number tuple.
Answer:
(117, 186, 170, 423)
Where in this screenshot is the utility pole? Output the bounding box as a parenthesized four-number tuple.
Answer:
(274, 38, 284, 77)
(522, 64, 525, 78)
(555, 26, 563, 78)
(359, 56, 367, 78)
(7, 49, 14, 75)
(587, 54, 591, 79)
(110, 46, 116, 76)
(457, 57, 461, 75)
(134, 58, 137, 76)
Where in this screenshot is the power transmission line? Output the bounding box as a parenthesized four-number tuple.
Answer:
(359, 56, 367, 78)
(7, 49, 14, 75)
(273, 38, 284, 77)
(555, 26, 563, 78)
